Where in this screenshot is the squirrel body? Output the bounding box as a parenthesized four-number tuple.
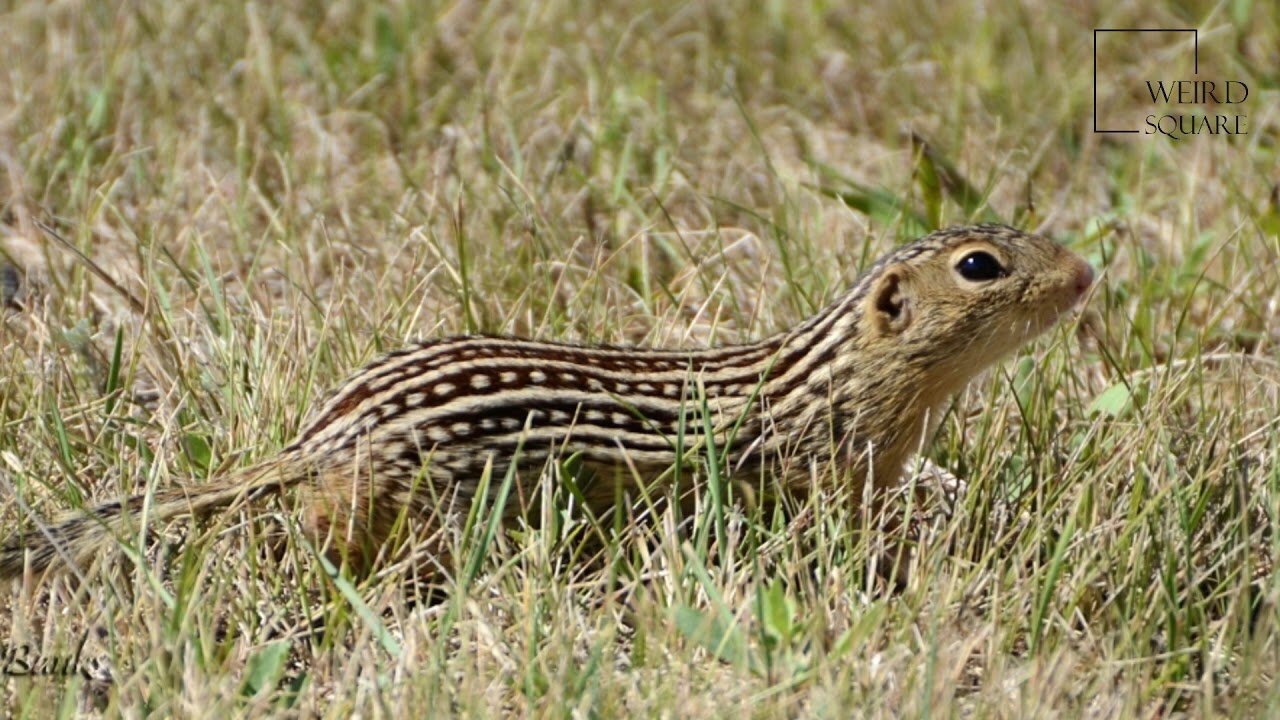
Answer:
(0, 224, 1094, 581)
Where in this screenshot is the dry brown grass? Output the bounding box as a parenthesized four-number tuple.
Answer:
(1, 0, 1278, 716)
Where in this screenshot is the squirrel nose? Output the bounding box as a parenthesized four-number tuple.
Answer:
(1074, 261, 1094, 296)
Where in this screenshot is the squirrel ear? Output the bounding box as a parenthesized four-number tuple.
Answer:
(868, 266, 912, 335)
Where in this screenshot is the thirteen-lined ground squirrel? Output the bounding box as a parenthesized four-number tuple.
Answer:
(0, 224, 1093, 583)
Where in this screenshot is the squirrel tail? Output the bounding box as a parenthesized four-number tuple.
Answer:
(0, 458, 301, 580)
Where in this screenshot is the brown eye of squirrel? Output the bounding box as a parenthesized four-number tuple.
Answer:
(955, 251, 1007, 281)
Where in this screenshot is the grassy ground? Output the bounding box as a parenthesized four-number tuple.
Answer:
(1, 0, 1278, 716)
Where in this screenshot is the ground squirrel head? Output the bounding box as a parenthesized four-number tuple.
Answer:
(863, 224, 1093, 388)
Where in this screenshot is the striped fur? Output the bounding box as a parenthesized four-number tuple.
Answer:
(0, 224, 1093, 581)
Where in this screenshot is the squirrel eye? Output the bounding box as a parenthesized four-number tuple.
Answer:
(955, 251, 1007, 281)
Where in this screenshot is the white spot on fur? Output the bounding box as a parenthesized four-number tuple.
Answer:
(471, 374, 491, 389)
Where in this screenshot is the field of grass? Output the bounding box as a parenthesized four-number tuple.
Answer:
(1, 0, 1278, 715)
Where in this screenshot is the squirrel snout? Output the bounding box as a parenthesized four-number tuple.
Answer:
(1072, 260, 1094, 297)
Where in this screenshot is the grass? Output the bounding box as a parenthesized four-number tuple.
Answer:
(1, 0, 1278, 715)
